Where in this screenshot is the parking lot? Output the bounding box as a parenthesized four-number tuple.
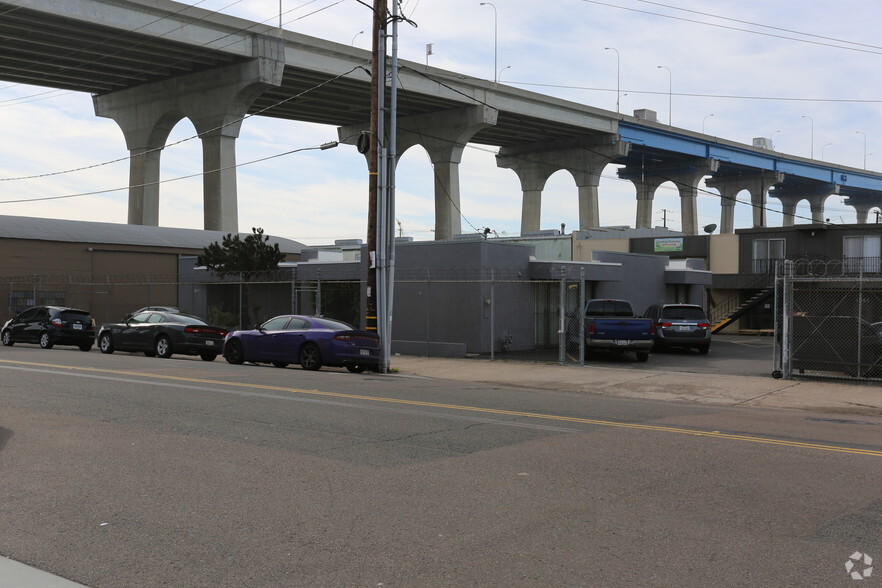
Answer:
(499, 333, 776, 378)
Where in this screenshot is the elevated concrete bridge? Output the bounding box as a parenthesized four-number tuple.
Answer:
(2, 0, 881, 237)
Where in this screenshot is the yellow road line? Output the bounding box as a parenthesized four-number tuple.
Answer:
(2, 358, 881, 457)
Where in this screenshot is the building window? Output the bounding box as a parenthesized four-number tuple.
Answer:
(8, 290, 66, 314)
(752, 239, 785, 273)
(843, 235, 881, 273)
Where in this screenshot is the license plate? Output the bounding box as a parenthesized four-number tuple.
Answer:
(678, 326, 690, 331)
(613, 339, 630, 346)
(73, 324, 83, 330)
(360, 349, 370, 356)
(205, 340, 214, 346)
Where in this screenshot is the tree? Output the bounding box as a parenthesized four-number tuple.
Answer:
(197, 227, 287, 327)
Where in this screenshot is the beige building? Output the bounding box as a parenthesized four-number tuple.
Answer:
(0, 215, 304, 325)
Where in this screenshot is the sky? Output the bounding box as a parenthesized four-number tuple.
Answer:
(1, 0, 881, 245)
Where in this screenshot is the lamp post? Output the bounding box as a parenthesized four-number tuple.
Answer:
(801, 115, 814, 159)
(480, 2, 497, 83)
(497, 65, 511, 83)
(351, 30, 364, 45)
(605, 47, 620, 113)
(702, 113, 714, 134)
(770, 130, 781, 150)
(657, 65, 671, 126)
(821, 142, 833, 161)
(856, 131, 867, 169)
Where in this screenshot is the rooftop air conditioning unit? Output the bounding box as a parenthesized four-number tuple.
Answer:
(633, 109, 658, 122)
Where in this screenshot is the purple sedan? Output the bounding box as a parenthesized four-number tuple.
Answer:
(222, 315, 380, 373)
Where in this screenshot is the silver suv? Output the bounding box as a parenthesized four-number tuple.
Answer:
(643, 303, 711, 354)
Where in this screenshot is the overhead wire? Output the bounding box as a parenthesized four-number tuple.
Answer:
(2, 0, 880, 238)
(396, 63, 879, 233)
(579, 0, 882, 57)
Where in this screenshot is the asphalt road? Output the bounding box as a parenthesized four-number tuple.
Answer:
(0, 344, 880, 586)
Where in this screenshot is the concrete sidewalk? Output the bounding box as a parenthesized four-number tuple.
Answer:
(391, 355, 882, 416)
(0, 557, 86, 588)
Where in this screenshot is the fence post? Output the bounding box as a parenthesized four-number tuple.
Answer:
(857, 265, 864, 374)
(779, 260, 791, 378)
(490, 268, 495, 361)
(558, 267, 566, 365)
(316, 273, 322, 316)
(579, 267, 585, 367)
(425, 269, 430, 357)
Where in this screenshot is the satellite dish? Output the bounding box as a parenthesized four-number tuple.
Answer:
(703, 223, 717, 234)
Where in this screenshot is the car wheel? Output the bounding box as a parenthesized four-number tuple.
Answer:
(636, 351, 649, 362)
(155, 335, 173, 359)
(272, 362, 289, 368)
(200, 353, 217, 362)
(346, 363, 367, 373)
(98, 333, 114, 354)
(39, 331, 54, 349)
(223, 339, 244, 365)
(299, 342, 323, 371)
(697, 344, 710, 355)
(1, 330, 13, 347)
(79, 343, 92, 352)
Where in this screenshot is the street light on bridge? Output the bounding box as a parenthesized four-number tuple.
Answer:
(657, 65, 671, 126)
(801, 115, 814, 159)
(480, 2, 498, 83)
(702, 113, 714, 134)
(605, 47, 620, 113)
(856, 131, 867, 169)
(821, 142, 833, 161)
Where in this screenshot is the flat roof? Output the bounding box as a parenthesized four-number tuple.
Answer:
(0, 215, 305, 254)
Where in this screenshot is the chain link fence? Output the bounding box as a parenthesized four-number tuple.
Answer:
(774, 260, 882, 381)
(2, 269, 600, 364)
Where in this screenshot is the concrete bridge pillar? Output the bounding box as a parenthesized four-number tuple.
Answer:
(496, 138, 628, 233)
(706, 170, 784, 229)
(853, 202, 874, 224)
(93, 35, 284, 231)
(626, 175, 665, 229)
(620, 158, 717, 233)
(664, 160, 719, 235)
(702, 175, 742, 234)
(338, 106, 498, 241)
(768, 182, 837, 226)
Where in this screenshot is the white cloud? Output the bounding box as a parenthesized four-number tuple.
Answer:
(1, 0, 880, 244)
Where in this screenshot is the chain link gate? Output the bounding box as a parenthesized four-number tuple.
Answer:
(774, 260, 882, 381)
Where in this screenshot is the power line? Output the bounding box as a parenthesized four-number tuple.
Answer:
(0, 140, 344, 205)
(580, 0, 882, 56)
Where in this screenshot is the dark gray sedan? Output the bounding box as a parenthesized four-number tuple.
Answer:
(97, 311, 228, 361)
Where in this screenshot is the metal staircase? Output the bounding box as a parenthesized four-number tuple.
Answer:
(710, 288, 773, 333)
(709, 272, 776, 334)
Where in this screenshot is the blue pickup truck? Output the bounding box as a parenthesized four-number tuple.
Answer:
(581, 299, 655, 362)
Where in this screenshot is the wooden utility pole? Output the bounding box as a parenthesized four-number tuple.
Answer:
(366, 0, 387, 332)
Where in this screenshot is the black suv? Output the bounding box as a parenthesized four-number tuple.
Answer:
(643, 303, 711, 354)
(1, 306, 95, 351)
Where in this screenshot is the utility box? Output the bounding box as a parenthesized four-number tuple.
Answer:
(633, 109, 658, 122)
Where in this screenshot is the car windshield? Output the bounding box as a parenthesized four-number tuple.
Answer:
(661, 307, 707, 321)
(311, 317, 354, 331)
